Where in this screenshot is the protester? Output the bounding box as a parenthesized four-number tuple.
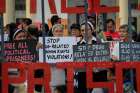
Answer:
(79, 21, 97, 44)
(51, 23, 66, 93)
(52, 24, 64, 37)
(104, 19, 120, 41)
(38, 23, 50, 36)
(27, 24, 39, 40)
(1, 13, 139, 93)
(8, 29, 28, 93)
(70, 23, 81, 37)
(48, 15, 61, 36)
(22, 18, 32, 31)
(119, 24, 134, 42)
(13, 29, 27, 40)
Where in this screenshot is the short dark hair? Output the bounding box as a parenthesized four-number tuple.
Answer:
(28, 25, 39, 38)
(23, 18, 32, 25)
(106, 19, 115, 25)
(70, 23, 80, 31)
(51, 15, 61, 25)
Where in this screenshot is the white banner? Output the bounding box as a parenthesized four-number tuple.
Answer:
(39, 37, 77, 63)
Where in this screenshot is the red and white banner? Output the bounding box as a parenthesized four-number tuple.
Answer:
(1, 62, 140, 93)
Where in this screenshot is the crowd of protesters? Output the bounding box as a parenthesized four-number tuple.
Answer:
(1, 14, 140, 93)
(3, 16, 140, 43)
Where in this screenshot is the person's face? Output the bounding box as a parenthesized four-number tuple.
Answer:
(119, 28, 129, 41)
(53, 28, 63, 37)
(14, 32, 27, 40)
(107, 22, 115, 32)
(81, 25, 93, 38)
(71, 28, 81, 37)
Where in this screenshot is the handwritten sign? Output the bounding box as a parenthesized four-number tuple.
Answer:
(119, 42, 140, 61)
(4, 40, 38, 62)
(73, 43, 110, 62)
(39, 37, 77, 63)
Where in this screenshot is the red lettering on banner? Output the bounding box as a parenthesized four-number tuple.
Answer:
(0, 0, 5, 13)
(30, 0, 119, 14)
(90, 0, 119, 15)
(30, 0, 57, 14)
(2, 63, 26, 93)
(86, 62, 114, 93)
(57, 63, 85, 93)
(48, 0, 57, 14)
(30, 0, 37, 13)
(115, 62, 140, 93)
(88, 0, 93, 14)
(28, 63, 51, 93)
(2, 62, 140, 93)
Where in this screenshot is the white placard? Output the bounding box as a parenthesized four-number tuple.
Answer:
(39, 37, 77, 63)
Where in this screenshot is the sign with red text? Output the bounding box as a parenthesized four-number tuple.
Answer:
(39, 37, 77, 63)
(4, 40, 38, 62)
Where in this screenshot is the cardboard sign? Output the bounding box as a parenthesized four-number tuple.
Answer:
(73, 43, 110, 62)
(39, 37, 77, 63)
(119, 42, 140, 61)
(4, 40, 38, 62)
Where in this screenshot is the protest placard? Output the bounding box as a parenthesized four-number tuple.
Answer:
(119, 42, 140, 61)
(4, 40, 38, 62)
(73, 43, 110, 62)
(39, 37, 77, 63)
